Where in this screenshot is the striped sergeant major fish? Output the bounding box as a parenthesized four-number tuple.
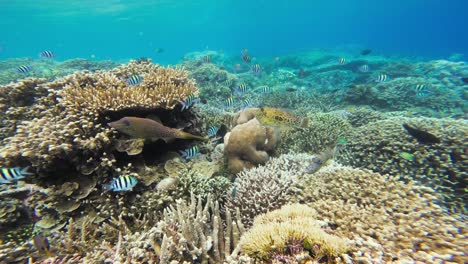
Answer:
(179, 145, 200, 160)
(0, 167, 33, 184)
(103, 175, 137, 192)
(338, 58, 346, 64)
(358, 64, 370, 73)
(16, 65, 32, 74)
(242, 98, 254, 108)
(235, 83, 248, 94)
(225, 79, 233, 87)
(376, 74, 389, 82)
(251, 64, 262, 74)
(415, 84, 431, 97)
(225, 97, 235, 107)
(180, 94, 199, 111)
(39, 50, 55, 58)
(202, 55, 211, 63)
(258, 85, 272, 94)
(207, 126, 219, 137)
(126, 75, 143, 86)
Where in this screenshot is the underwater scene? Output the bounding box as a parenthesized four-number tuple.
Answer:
(0, 0, 467, 263)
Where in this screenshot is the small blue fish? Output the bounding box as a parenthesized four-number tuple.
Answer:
(126, 75, 143, 86)
(0, 167, 33, 184)
(259, 85, 272, 94)
(39, 50, 55, 58)
(225, 97, 235, 107)
(338, 58, 346, 65)
(358, 64, 370, 73)
(242, 98, 254, 108)
(16, 65, 32, 74)
(376, 74, 389, 82)
(251, 64, 262, 75)
(103, 175, 137, 192)
(235, 83, 248, 94)
(179, 145, 200, 160)
(180, 94, 198, 111)
(207, 126, 219, 137)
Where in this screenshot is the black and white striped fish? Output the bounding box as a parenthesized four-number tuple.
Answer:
(0, 167, 33, 184)
(235, 83, 248, 94)
(251, 64, 262, 74)
(338, 58, 346, 64)
(103, 175, 137, 192)
(376, 74, 389, 82)
(181, 94, 198, 111)
(126, 75, 143, 86)
(225, 79, 233, 87)
(202, 55, 211, 63)
(16, 65, 32, 74)
(358, 64, 370, 73)
(179, 145, 200, 160)
(207, 126, 219, 137)
(225, 97, 235, 107)
(242, 98, 254, 108)
(259, 85, 272, 94)
(415, 84, 431, 97)
(39, 50, 55, 58)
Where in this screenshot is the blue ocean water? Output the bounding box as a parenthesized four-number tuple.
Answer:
(1, 0, 467, 64)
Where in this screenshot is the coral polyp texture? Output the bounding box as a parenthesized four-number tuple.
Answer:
(337, 116, 468, 212)
(0, 60, 198, 171)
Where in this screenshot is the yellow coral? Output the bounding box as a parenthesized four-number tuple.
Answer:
(240, 204, 349, 261)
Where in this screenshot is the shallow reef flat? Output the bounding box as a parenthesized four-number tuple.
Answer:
(0, 51, 466, 263)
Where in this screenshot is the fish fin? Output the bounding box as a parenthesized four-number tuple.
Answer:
(102, 182, 113, 193)
(20, 167, 34, 175)
(146, 114, 162, 124)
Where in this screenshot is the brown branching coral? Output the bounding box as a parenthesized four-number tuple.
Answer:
(294, 162, 468, 263)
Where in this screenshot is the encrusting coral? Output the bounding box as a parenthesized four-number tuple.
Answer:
(240, 204, 350, 262)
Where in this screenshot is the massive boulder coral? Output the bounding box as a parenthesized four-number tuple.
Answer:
(337, 116, 467, 212)
(293, 162, 467, 263)
(224, 118, 279, 174)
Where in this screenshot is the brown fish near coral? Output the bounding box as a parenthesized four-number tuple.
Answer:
(255, 107, 309, 128)
(108, 117, 207, 142)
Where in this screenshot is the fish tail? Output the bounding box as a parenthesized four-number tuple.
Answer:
(178, 131, 208, 141)
(20, 166, 34, 175)
(102, 182, 113, 193)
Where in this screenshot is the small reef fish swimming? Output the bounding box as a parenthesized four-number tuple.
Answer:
(402, 123, 440, 144)
(39, 50, 55, 58)
(108, 116, 207, 142)
(1, 167, 33, 184)
(336, 136, 348, 145)
(126, 75, 143, 86)
(242, 98, 254, 108)
(225, 97, 235, 107)
(180, 94, 199, 111)
(241, 49, 251, 64)
(259, 85, 272, 94)
(285, 87, 298, 92)
(103, 175, 137, 192)
(414, 84, 431, 97)
(376, 74, 389, 82)
(16, 65, 32, 74)
(155, 48, 164, 53)
(360, 49, 372, 55)
(358, 64, 370, 73)
(202, 55, 211, 63)
(251, 64, 262, 75)
(338, 58, 346, 64)
(235, 83, 248, 94)
(225, 79, 233, 87)
(207, 126, 219, 137)
(33, 235, 52, 257)
(399, 151, 415, 161)
(179, 145, 200, 160)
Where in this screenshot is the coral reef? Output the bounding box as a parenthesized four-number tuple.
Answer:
(337, 116, 467, 212)
(293, 162, 467, 263)
(224, 118, 279, 174)
(240, 204, 350, 262)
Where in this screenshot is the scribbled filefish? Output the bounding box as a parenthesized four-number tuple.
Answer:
(126, 75, 143, 86)
(39, 50, 55, 58)
(179, 145, 200, 160)
(108, 116, 207, 142)
(0, 167, 33, 184)
(16, 65, 32, 73)
(103, 175, 137, 192)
